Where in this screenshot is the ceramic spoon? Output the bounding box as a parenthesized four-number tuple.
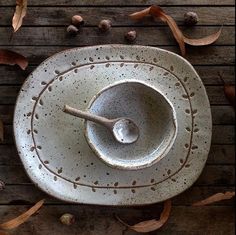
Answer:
(63, 105, 139, 144)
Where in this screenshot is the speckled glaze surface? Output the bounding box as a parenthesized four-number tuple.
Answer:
(14, 45, 212, 205)
(85, 80, 177, 170)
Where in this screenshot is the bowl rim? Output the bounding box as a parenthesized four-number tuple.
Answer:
(84, 79, 178, 170)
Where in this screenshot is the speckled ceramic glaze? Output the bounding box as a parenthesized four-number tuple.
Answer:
(85, 80, 177, 170)
(14, 45, 212, 205)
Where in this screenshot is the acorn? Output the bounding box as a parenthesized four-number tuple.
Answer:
(184, 12, 199, 26)
(124, 30, 137, 42)
(98, 19, 112, 32)
(71, 15, 84, 27)
(0, 180, 5, 191)
(66, 25, 79, 36)
(60, 213, 75, 225)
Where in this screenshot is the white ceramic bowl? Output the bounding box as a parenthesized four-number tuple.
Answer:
(85, 80, 177, 170)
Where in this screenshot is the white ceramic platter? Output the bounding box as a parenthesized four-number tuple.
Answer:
(14, 45, 212, 205)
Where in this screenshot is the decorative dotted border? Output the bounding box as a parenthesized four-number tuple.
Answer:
(29, 60, 196, 189)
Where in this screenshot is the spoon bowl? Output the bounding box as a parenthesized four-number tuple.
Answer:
(112, 118, 140, 144)
(63, 105, 139, 144)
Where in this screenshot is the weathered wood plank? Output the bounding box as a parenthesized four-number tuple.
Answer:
(0, 7, 234, 26)
(196, 165, 235, 185)
(0, 205, 234, 235)
(0, 46, 233, 65)
(1, 0, 235, 6)
(211, 106, 235, 125)
(0, 165, 234, 185)
(0, 85, 232, 105)
(0, 65, 29, 85)
(0, 26, 233, 46)
(211, 125, 235, 144)
(196, 66, 235, 85)
(0, 65, 234, 86)
(0, 165, 31, 184)
(0, 105, 14, 124)
(207, 144, 235, 164)
(0, 145, 19, 165)
(173, 186, 235, 206)
(206, 86, 230, 104)
(0, 144, 234, 166)
(1, 105, 234, 125)
(1, 124, 234, 145)
(0, 184, 234, 206)
(0, 3, 234, 235)
(0, 86, 20, 105)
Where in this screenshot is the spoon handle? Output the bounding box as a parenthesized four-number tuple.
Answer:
(63, 105, 113, 128)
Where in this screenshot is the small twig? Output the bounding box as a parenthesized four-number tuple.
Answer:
(217, 71, 225, 85)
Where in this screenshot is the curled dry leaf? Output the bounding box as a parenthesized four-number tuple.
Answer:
(129, 7, 151, 20)
(0, 119, 3, 142)
(130, 5, 222, 56)
(218, 73, 235, 108)
(0, 231, 9, 235)
(12, 0, 27, 32)
(224, 85, 235, 108)
(0, 199, 44, 230)
(0, 49, 28, 70)
(183, 28, 222, 46)
(116, 200, 171, 233)
(193, 191, 235, 206)
(149, 6, 186, 56)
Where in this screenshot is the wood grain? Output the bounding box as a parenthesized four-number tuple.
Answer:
(0, 1, 234, 234)
(207, 145, 235, 164)
(0, 26, 233, 46)
(211, 126, 235, 144)
(0, 7, 234, 26)
(0, 165, 235, 185)
(1, 0, 235, 6)
(0, 46, 233, 65)
(0, 205, 234, 235)
(211, 106, 235, 124)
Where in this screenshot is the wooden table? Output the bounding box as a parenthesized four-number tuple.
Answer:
(0, 1, 235, 234)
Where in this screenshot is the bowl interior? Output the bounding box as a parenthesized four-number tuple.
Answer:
(85, 81, 177, 170)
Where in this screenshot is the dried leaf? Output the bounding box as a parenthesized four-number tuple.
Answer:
(0, 199, 44, 230)
(218, 72, 235, 108)
(129, 5, 222, 56)
(193, 192, 235, 206)
(224, 85, 235, 108)
(183, 27, 222, 46)
(0, 119, 3, 142)
(149, 6, 186, 56)
(0, 49, 28, 70)
(12, 0, 27, 32)
(129, 7, 151, 20)
(0, 231, 9, 235)
(117, 200, 171, 233)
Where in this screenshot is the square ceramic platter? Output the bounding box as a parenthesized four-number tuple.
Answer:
(14, 45, 212, 205)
